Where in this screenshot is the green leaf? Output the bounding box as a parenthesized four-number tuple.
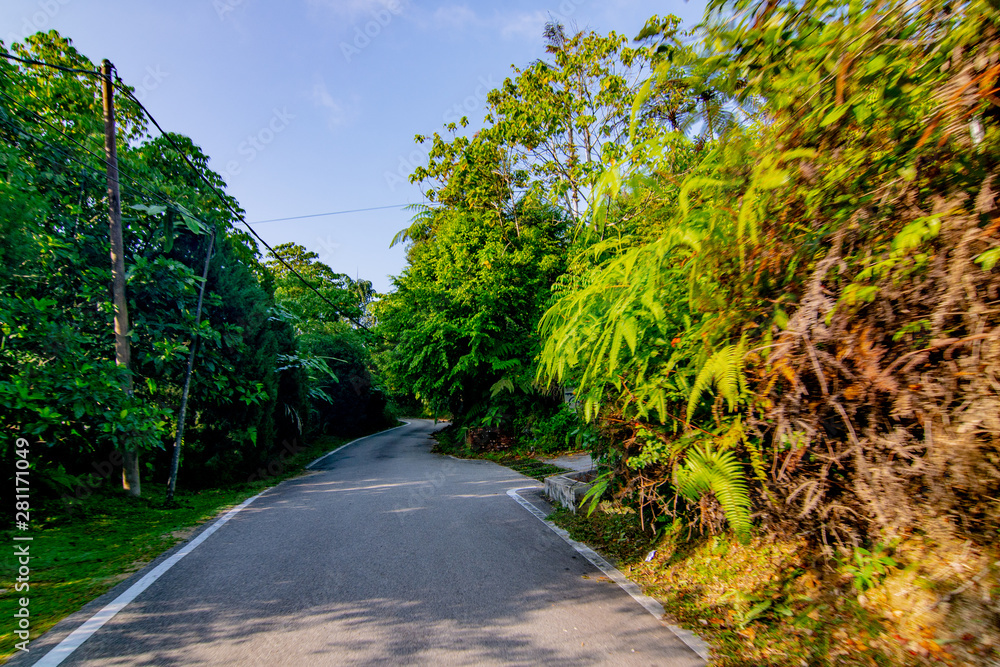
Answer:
(741, 600, 772, 627)
(180, 211, 204, 234)
(820, 104, 849, 127)
(130, 204, 167, 216)
(622, 317, 638, 354)
(975, 247, 1000, 271)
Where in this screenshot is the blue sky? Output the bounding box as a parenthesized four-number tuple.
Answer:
(2, 0, 706, 292)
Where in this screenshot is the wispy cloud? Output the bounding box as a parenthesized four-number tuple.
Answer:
(497, 10, 548, 40)
(307, 0, 408, 19)
(422, 5, 550, 41)
(432, 4, 478, 30)
(311, 80, 354, 128)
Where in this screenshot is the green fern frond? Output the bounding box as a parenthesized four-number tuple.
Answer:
(581, 471, 613, 516)
(674, 444, 752, 542)
(686, 335, 748, 422)
(490, 376, 515, 397)
(720, 417, 776, 504)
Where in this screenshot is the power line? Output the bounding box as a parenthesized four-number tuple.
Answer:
(1, 51, 380, 332)
(0, 51, 101, 77)
(248, 204, 412, 224)
(0, 87, 231, 267)
(110, 78, 374, 333)
(0, 61, 217, 229)
(0, 107, 214, 256)
(1, 106, 114, 190)
(0, 87, 185, 218)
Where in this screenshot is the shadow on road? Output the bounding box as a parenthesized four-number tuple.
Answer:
(28, 421, 702, 667)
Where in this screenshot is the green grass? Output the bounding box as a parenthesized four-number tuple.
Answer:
(0, 430, 372, 663)
(550, 506, 832, 666)
(548, 506, 657, 565)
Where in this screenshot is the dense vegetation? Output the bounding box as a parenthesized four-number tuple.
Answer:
(2, 0, 998, 662)
(0, 32, 392, 505)
(379, 0, 999, 663)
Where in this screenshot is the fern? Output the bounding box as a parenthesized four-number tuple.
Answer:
(674, 444, 753, 542)
(722, 417, 776, 505)
(580, 470, 613, 516)
(489, 376, 515, 397)
(389, 204, 438, 248)
(686, 335, 748, 422)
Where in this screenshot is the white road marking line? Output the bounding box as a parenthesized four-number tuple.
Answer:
(31, 420, 423, 665)
(506, 487, 712, 662)
(32, 492, 265, 667)
(305, 420, 411, 469)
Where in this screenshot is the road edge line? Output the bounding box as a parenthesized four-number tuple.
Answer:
(26, 421, 417, 666)
(30, 491, 265, 667)
(305, 420, 411, 469)
(506, 487, 711, 662)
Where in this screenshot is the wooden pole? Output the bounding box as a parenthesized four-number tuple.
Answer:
(102, 59, 140, 497)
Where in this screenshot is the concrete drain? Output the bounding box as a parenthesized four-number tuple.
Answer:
(544, 470, 596, 514)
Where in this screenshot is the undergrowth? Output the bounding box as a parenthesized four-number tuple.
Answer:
(552, 509, 1000, 666)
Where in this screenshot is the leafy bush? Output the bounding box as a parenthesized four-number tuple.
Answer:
(527, 405, 588, 454)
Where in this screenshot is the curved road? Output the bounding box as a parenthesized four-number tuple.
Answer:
(19, 420, 704, 666)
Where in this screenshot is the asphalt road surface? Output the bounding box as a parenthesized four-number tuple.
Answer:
(21, 420, 705, 666)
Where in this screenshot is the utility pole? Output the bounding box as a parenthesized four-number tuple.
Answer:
(102, 59, 140, 497)
(166, 229, 216, 503)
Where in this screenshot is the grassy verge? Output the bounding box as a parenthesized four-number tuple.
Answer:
(551, 507, 999, 666)
(0, 430, 379, 663)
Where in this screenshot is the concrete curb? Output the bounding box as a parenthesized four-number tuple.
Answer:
(507, 486, 712, 663)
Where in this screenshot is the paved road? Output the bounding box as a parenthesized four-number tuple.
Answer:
(22, 420, 704, 666)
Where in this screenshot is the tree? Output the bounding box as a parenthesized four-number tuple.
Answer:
(537, 0, 1000, 550)
(0, 33, 169, 496)
(377, 202, 568, 425)
(411, 24, 654, 222)
(264, 243, 391, 438)
(0, 31, 310, 496)
(265, 242, 362, 329)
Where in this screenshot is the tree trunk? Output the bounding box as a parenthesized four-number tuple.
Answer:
(122, 449, 140, 496)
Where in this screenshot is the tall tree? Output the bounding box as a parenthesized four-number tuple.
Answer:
(0, 31, 309, 495)
(411, 24, 654, 222)
(377, 202, 567, 423)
